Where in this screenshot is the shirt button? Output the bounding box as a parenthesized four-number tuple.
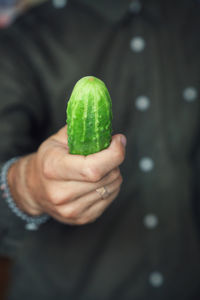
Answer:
(143, 214, 158, 229)
(129, 0, 142, 14)
(149, 272, 164, 287)
(135, 96, 150, 111)
(130, 36, 146, 53)
(183, 87, 198, 102)
(52, 0, 67, 8)
(139, 157, 154, 172)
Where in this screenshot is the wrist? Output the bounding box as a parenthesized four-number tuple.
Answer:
(1, 157, 50, 230)
(8, 155, 43, 216)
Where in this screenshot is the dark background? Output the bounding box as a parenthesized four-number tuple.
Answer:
(0, 257, 11, 300)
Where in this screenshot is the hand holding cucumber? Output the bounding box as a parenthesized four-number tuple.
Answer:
(8, 76, 126, 225)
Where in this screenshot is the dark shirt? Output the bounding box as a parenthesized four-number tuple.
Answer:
(0, 0, 200, 299)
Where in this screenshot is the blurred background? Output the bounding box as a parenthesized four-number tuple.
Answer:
(0, 257, 11, 300)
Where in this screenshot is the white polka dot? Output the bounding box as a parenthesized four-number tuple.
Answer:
(143, 214, 158, 229)
(139, 157, 154, 172)
(25, 223, 39, 231)
(129, 0, 142, 14)
(130, 37, 145, 53)
(52, 0, 67, 8)
(149, 272, 164, 287)
(135, 96, 150, 111)
(183, 87, 198, 102)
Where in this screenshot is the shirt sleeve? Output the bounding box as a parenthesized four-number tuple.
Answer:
(0, 36, 47, 257)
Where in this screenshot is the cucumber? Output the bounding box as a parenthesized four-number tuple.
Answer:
(66, 76, 112, 155)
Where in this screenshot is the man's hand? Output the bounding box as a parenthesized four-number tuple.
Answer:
(8, 126, 126, 225)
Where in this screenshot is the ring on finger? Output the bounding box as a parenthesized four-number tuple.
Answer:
(95, 186, 109, 200)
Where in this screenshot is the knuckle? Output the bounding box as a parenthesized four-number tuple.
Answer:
(41, 149, 56, 179)
(42, 158, 53, 179)
(83, 165, 102, 182)
(47, 189, 62, 205)
(86, 218, 97, 224)
(46, 185, 66, 205)
(63, 190, 74, 203)
(62, 207, 79, 219)
(110, 168, 120, 180)
(76, 217, 90, 225)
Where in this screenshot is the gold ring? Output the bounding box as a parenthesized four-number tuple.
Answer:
(96, 186, 109, 199)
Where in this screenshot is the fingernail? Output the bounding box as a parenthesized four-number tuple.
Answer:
(120, 135, 127, 147)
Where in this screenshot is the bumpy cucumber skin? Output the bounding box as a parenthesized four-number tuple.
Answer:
(66, 76, 112, 155)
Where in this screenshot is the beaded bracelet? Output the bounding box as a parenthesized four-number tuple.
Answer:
(0, 157, 50, 231)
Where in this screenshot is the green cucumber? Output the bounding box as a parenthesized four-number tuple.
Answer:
(66, 76, 112, 155)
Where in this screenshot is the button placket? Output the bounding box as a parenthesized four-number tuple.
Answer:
(129, 19, 164, 287)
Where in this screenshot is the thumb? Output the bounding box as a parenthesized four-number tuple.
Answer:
(105, 133, 126, 166)
(110, 134, 127, 149)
